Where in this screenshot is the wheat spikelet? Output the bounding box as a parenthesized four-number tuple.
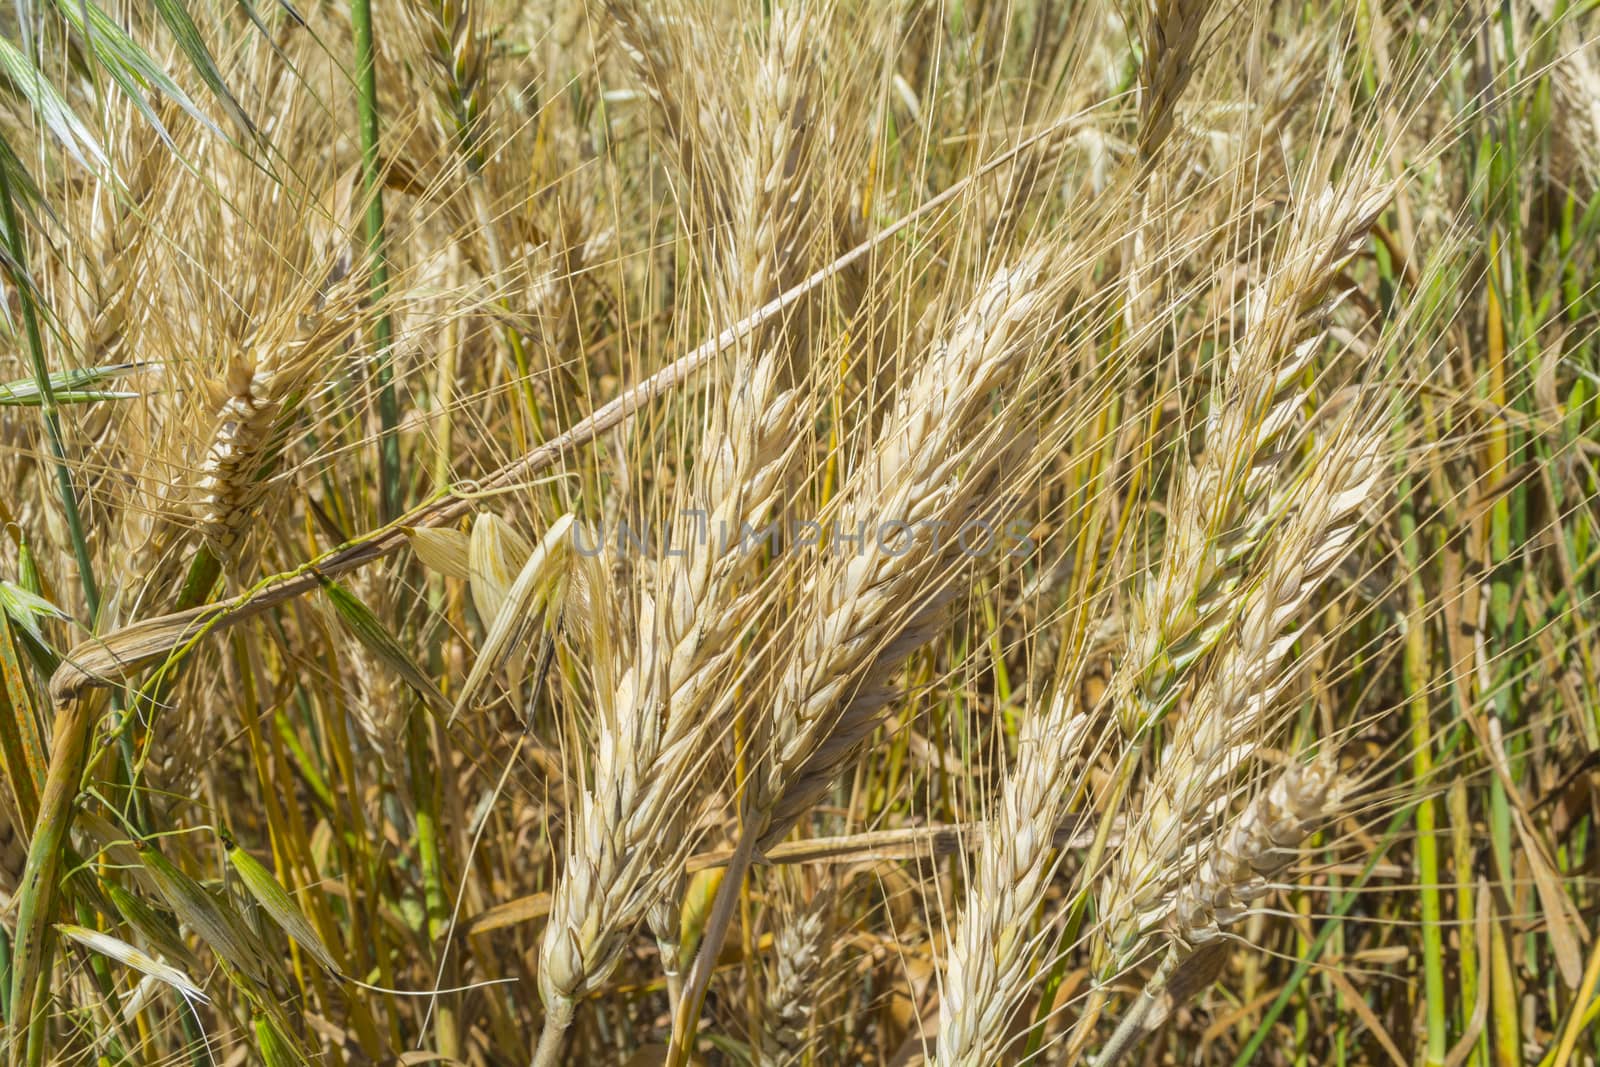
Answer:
(1091, 758, 1343, 1066)
(1164, 757, 1340, 945)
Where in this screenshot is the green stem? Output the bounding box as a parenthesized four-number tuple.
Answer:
(7, 698, 97, 1067)
(350, 0, 401, 523)
(1401, 471, 1447, 1066)
(0, 157, 99, 623)
(665, 829, 759, 1067)
(409, 710, 458, 1059)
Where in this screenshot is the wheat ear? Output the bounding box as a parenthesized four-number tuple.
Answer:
(533, 6, 820, 1057)
(1546, 11, 1600, 196)
(1103, 417, 1387, 971)
(752, 255, 1055, 846)
(933, 687, 1094, 1067)
(930, 15, 1245, 1054)
(1093, 759, 1343, 1066)
(605, 0, 722, 216)
(1060, 174, 1392, 1061)
(1136, 0, 1214, 161)
(758, 882, 831, 1067)
(668, 254, 1056, 1065)
(1115, 177, 1392, 740)
(194, 279, 360, 580)
(415, 0, 488, 171)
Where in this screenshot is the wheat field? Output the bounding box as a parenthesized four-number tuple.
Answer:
(0, 0, 1598, 1064)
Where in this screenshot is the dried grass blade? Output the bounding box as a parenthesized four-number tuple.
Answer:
(139, 840, 270, 984)
(54, 923, 207, 1004)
